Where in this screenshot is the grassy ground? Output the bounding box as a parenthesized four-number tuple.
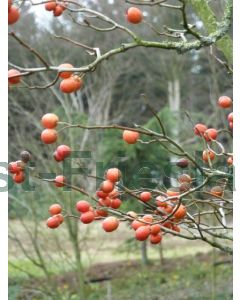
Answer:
(9, 220, 232, 300)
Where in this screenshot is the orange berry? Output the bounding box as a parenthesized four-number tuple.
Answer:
(126, 7, 143, 24)
(8, 5, 20, 25)
(8, 69, 21, 84)
(140, 191, 152, 202)
(41, 129, 58, 144)
(173, 204, 187, 219)
(163, 204, 174, 214)
(76, 200, 91, 213)
(155, 196, 168, 208)
(45, 1, 57, 11)
(150, 224, 161, 235)
(54, 175, 65, 187)
(166, 188, 180, 197)
(194, 123, 207, 136)
(47, 216, 60, 229)
(13, 171, 25, 184)
(202, 150, 215, 162)
(49, 203, 62, 215)
(41, 113, 59, 129)
(100, 180, 115, 193)
(122, 130, 139, 144)
(135, 226, 150, 241)
(80, 211, 95, 224)
(150, 233, 162, 244)
(105, 168, 121, 182)
(58, 63, 73, 79)
(60, 76, 83, 93)
(218, 96, 232, 108)
(204, 128, 218, 142)
(102, 216, 119, 232)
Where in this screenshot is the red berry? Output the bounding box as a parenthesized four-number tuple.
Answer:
(13, 171, 25, 184)
(53, 5, 63, 17)
(122, 130, 140, 144)
(194, 123, 207, 136)
(58, 63, 73, 79)
(8, 161, 23, 174)
(110, 198, 122, 209)
(100, 180, 115, 193)
(172, 225, 180, 233)
(178, 174, 192, 184)
(98, 197, 111, 207)
(229, 122, 233, 129)
(8, 69, 21, 84)
(41, 113, 59, 129)
(8, 5, 20, 25)
(218, 96, 232, 108)
(135, 226, 150, 241)
(49, 204, 62, 215)
(76, 200, 91, 213)
(55, 214, 64, 224)
(56, 145, 71, 159)
(204, 128, 218, 142)
(80, 211, 95, 224)
(95, 209, 108, 218)
(96, 190, 108, 198)
(105, 168, 121, 182)
(41, 129, 58, 144)
(142, 214, 153, 223)
(126, 7, 143, 24)
(150, 224, 161, 235)
(228, 112, 233, 123)
(131, 219, 145, 230)
(60, 76, 82, 93)
(53, 151, 63, 162)
(45, 1, 57, 11)
(140, 191, 152, 202)
(54, 175, 65, 187)
(150, 233, 162, 244)
(47, 216, 60, 229)
(102, 216, 119, 232)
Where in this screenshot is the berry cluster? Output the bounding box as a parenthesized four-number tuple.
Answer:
(193, 96, 233, 164)
(58, 63, 83, 94)
(47, 204, 64, 228)
(44, 1, 67, 17)
(8, 151, 31, 184)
